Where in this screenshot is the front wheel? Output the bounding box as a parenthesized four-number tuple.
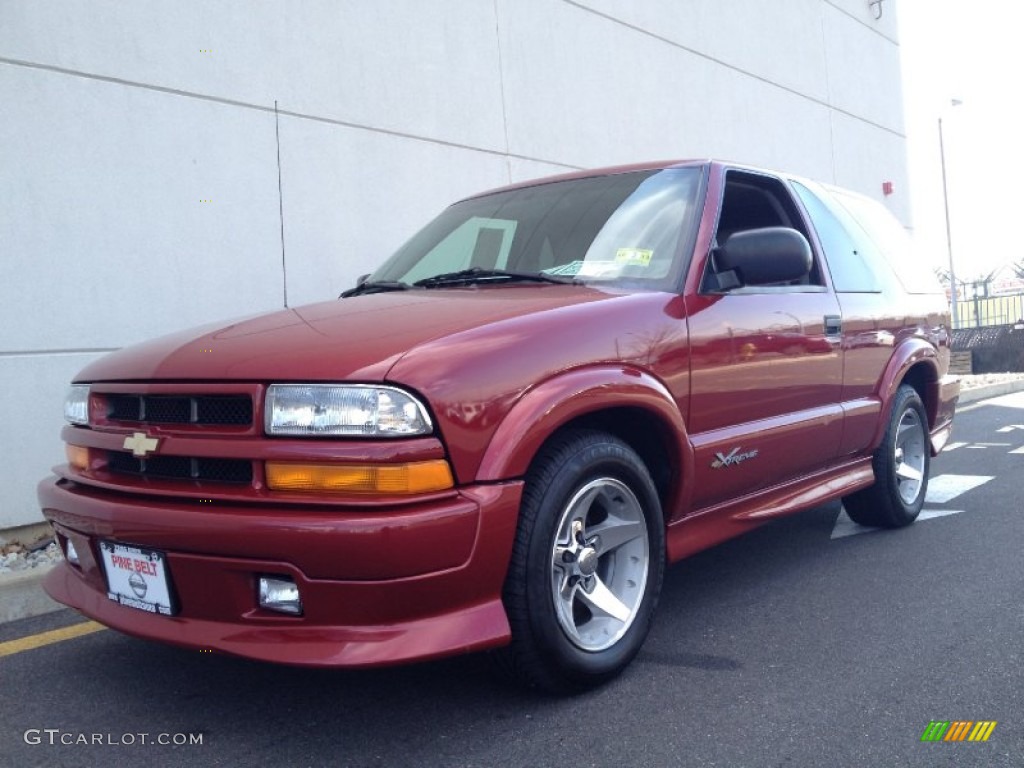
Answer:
(843, 384, 930, 528)
(497, 430, 665, 693)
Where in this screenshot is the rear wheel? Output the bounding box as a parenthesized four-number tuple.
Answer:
(497, 430, 665, 693)
(843, 384, 929, 528)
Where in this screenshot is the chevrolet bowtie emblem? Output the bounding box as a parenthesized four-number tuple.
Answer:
(123, 432, 160, 457)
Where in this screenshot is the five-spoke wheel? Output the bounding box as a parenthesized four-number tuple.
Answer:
(498, 430, 664, 692)
(843, 384, 930, 528)
(550, 478, 650, 652)
(893, 406, 927, 506)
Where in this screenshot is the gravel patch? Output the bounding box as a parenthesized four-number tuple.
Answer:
(959, 372, 1024, 390)
(0, 540, 61, 575)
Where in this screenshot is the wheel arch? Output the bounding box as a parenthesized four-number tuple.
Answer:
(871, 339, 941, 449)
(900, 361, 938, 422)
(475, 366, 692, 522)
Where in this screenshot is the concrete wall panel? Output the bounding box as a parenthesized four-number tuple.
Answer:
(278, 119, 510, 306)
(0, 0, 508, 153)
(830, 110, 911, 222)
(0, 353, 105, 529)
(0, 65, 283, 352)
(570, 0, 830, 101)
(498, 0, 834, 179)
(823, 4, 905, 133)
(825, 0, 900, 42)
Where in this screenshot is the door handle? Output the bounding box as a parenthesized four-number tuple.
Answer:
(824, 315, 842, 337)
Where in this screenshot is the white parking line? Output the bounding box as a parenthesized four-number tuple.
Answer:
(924, 474, 994, 504)
(918, 509, 964, 522)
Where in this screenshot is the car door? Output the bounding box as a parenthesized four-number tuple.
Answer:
(789, 179, 915, 458)
(684, 168, 845, 512)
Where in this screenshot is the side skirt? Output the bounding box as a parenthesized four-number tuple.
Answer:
(665, 458, 874, 563)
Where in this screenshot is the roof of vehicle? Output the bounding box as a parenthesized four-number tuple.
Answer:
(460, 158, 713, 201)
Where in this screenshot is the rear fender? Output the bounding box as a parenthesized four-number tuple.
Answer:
(870, 339, 940, 450)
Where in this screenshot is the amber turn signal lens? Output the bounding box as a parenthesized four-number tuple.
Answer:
(265, 460, 454, 494)
(65, 444, 89, 471)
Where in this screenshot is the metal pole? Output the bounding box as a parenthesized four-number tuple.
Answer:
(938, 116, 958, 328)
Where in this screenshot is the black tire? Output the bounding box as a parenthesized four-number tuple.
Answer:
(843, 384, 929, 528)
(496, 429, 665, 693)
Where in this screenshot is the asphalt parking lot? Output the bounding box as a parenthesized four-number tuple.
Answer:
(2, 391, 1022, 768)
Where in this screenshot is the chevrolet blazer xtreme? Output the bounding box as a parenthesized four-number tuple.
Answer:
(41, 160, 959, 691)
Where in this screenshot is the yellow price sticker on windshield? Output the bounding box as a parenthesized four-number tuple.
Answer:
(615, 248, 653, 266)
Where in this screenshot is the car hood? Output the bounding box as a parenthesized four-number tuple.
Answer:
(74, 286, 627, 382)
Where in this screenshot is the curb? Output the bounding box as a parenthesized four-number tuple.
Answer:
(958, 379, 1024, 405)
(0, 564, 61, 624)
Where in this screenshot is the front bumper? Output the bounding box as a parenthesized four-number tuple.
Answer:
(39, 476, 522, 666)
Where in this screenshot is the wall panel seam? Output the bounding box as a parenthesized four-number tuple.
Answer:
(0, 349, 120, 358)
(821, 0, 900, 45)
(558, 0, 905, 139)
(0, 57, 583, 172)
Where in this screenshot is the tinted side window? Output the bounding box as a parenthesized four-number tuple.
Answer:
(791, 181, 881, 293)
(827, 188, 943, 295)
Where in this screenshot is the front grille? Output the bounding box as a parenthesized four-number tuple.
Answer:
(107, 394, 252, 426)
(107, 451, 253, 484)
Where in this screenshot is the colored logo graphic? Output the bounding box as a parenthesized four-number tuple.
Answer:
(921, 721, 997, 742)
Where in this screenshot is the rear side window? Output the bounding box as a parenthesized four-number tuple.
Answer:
(791, 181, 882, 293)
(826, 188, 943, 295)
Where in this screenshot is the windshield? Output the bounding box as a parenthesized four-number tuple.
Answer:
(369, 168, 703, 291)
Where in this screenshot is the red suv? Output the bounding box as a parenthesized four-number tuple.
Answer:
(41, 160, 958, 691)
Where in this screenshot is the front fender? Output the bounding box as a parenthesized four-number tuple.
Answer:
(475, 366, 692, 511)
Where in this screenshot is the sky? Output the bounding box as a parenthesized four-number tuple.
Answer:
(898, 0, 1024, 285)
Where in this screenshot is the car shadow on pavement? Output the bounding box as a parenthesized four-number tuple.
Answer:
(3, 499, 923, 766)
(3, 502, 855, 760)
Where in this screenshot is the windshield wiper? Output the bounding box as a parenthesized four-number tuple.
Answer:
(339, 280, 412, 298)
(413, 267, 576, 288)
(341, 268, 576, 296)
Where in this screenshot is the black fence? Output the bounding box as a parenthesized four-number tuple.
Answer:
(951, 324, 1024, 373)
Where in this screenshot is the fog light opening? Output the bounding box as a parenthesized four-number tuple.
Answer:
(63, 537, 80, 566)
(258, 575, 302, 615)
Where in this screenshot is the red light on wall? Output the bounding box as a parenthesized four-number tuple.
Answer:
(882, 181, 895, 196)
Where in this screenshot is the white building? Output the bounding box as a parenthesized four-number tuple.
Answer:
(1, 0, 907, 530)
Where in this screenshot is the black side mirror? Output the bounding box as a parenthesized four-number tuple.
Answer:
(716, 227, 812, 287)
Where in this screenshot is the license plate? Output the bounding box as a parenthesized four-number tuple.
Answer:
(99, 541, 175, 616)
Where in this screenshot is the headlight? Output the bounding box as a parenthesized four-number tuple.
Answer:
(64, 385, 90, 425)
(265, 384, 432, 437)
